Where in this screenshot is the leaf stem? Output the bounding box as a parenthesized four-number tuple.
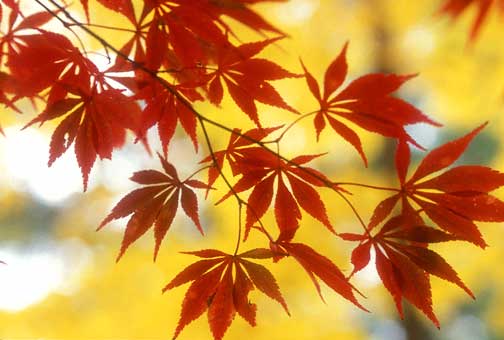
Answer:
(68, 22, 140, 33)
(334, 190, 372, 237)
(234, 203, 243, 256)
(184, 165, 212, 182)
(335, 182, 399, 192)
(274, 110, 319, 142)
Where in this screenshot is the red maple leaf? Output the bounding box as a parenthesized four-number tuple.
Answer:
(99, 154, 211, 260)
(79, 0, 136, 22)
(100, 1, 207, 85)
(7, 32, 79, 97)
(152, 0, 285, 37)
(23, 53, 141, 190)
(135, 78, 202, 155)
(206, 38, 299, 126)
(218, 150, 336, 242)
(2, 22, 67, 99)
(163, 248, 288, 340)
(193, 0, 286, 35)
(8, 30, 145, 190)
(278, 241, 367, 311)
(137, 0, 229, 78)
(367, 123, 504, 247)
(91, 0, 286, 88)
(439, 0, 504, 41)
(200, 126, 283, 196)
(341, 214, 474, 327)
(0, 0, 55, 68)
(301, 43, 440, 165)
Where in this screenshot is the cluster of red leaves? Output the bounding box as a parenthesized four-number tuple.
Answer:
(0, 1, 142, 189)
(2, 1, 504, 340)
(0, 0, 297, 188)
(0, 0, 57, 132)
(201, 126, 283, 196)
(439, 0, 504, 41)
(88, 0, 298, 141)
(341, 124, 504, 325)
(135, 79, 201, 155)
(208, 127, 337, 242)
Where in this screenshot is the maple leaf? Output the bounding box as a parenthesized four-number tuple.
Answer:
(101, 3, 146, 78)
(105, 1, 217, 90)
(273, 241, 367, 310)
(0, 3, 57, 132)
(95, 1, 290, 101)
(80, 0, 136, 23)
(165, 7, 225, 68)
(439, 0, 504, 41)
(367, 123, 504, 247)
(206, 38, 299, 126)
(139, 0, 228, 73)
(150, 0, 285, 38)
(162, 1, 229, 46)
(145, 9, 208, 72)
(0, 0, 55, 68)
(200, 126, 283, 196)
(301, 43, 440, 166)
(24, 58, 140, 190)
(163, 248, 288, 340)
(99, 154, 211, 260)
(200, 0, 287, 35)
(341, 214, 474, 327)
(3, 31, 68, 99)
(8, 31, 146, 190)
(96, 0, 136, 23)
(135, 78, 202, 155)
(218, 150, 336, 242)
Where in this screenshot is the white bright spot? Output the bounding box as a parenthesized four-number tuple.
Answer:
(354, 247, 381, 288)
(100, 151, 139, 192)
(89, 49, 135, 95)
(369, 319, 406, 340)
(402, 26, 436, 59)
(274, 0, 319, 25)
(0, 126, 83, 204)
(447, 315, 488, 340)
(0, 239, 92, 312)
(406, 123, 440, 151)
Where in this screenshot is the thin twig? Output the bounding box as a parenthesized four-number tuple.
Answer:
(68, 22, 140, 33)
(234, 203, 243, 256)
(184, 165, 212, 182)
(335, 182, 399, 192)
(274, 110, 319, 142)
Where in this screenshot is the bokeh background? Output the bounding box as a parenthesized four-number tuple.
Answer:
(1, 0, 504, 339)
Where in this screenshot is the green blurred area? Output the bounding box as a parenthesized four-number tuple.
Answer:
(1, 0, 504, 339)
